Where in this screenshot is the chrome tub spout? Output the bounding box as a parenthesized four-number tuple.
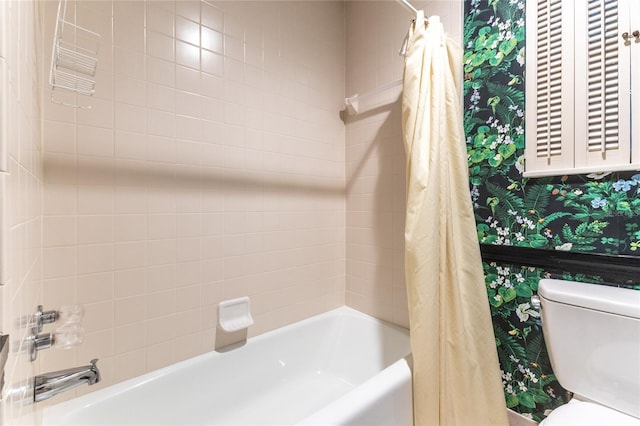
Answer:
(34, 359, 100, 402)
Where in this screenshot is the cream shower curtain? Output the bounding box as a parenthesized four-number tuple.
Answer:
(401, 11, 509, 426)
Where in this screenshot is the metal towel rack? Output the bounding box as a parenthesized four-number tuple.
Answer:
(49, 0, 100, 109)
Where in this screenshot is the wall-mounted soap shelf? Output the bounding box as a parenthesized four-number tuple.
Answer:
(49, 0, 100, 109)
(218, 297, 254, 332)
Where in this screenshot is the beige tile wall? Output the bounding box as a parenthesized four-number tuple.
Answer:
(0, 0, 467, 419)
(40, 0, 345, 399)
(0, 0, 44, 423)
(344, 0, 462, 328)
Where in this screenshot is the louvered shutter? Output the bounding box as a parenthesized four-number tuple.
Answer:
(525, 0, 575, 176)
(525, 0, 636, 177)
(575, 0, 630, 169)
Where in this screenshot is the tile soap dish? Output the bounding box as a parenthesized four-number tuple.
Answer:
(218, 297, 254, 332)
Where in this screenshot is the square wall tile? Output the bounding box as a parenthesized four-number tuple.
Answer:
(36, 0, 356, 399)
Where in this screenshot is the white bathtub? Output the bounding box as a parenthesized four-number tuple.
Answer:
(42, 307, 413, 426)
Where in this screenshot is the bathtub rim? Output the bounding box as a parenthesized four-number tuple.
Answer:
(41, 306, 410, 423)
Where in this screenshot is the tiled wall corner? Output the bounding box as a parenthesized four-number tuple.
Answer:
(344, 0, 463, 327)
(1, 0, 44, 424)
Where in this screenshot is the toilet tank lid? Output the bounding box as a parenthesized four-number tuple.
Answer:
(538, 279, 640, 319)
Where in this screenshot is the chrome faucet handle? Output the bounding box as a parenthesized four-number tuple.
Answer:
(32, 305, 58, 334)
(29, 304, 85, 361)
(29, 323, 85, 361)
(32, 304, 84, 335)
(29, 333, 53, 361)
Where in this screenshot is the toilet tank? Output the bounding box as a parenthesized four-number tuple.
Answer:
(538, 279, 640, 419)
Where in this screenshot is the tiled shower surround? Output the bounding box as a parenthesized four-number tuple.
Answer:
(40, 0, 346, 397)
(344, 0, 462, 327)
(2, 1, 462, 423)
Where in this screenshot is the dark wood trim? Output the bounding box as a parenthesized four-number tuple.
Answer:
(479, 244, 640, 286)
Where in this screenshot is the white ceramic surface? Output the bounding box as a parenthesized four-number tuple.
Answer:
(539, 279, 640, 422)
(42, 307, 412, 426)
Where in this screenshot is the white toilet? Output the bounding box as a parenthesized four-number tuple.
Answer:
(537, 278, 640, 425)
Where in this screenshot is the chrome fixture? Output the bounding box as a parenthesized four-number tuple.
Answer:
(33, 305, 59, 333)
(34, 359, 100, 402)
(531, 295, 542, 325)
(29, 333, 54, 361)
(530, 294, 541, 311)
(29, 305, 85, 361)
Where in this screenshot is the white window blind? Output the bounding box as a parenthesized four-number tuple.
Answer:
(576, 0, 630, 169)
(536, 0, 563, 158)
(525, 0, 575, 174)
(586, 0, 620, 154)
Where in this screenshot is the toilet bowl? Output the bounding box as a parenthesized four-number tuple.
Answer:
(537, 279, 640, 426)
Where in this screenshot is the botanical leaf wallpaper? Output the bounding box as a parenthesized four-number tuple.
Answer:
(483, 262, 566, 419)
(463, 0, 640, 421)
(464, 0, 640, 255)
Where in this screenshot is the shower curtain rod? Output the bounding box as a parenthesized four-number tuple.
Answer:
(397, 0, 418, 14)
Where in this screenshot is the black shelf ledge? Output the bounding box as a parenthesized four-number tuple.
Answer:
(479, 244, 640, 287)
